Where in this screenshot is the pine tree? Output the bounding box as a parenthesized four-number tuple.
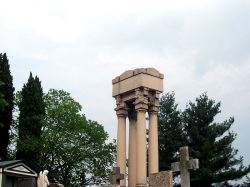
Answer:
(0, 53, 14, 161)
(158, 92, 185, 171)
(16, 73, 45, 172)
(182, 93, 250, 187)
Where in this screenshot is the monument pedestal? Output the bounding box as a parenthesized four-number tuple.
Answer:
(149, 171, 173, 187)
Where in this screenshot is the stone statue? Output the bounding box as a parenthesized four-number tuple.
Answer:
(37, 170, 50, 187)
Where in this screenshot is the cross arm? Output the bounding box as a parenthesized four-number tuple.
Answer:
(187, 159, 199, 170)
(171, 162, 180, 172)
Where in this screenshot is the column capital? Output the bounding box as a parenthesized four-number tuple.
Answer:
(149, 93, 160, 113)
(135, 88, 148, 111)
(116, 109, 128, 117)
(115, 95, 128, 117)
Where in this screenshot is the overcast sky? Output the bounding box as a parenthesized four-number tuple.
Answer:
(1, 0, 250, 167)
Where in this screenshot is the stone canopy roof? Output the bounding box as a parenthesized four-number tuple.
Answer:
(112, 68, 164, 97)
(112, 68, 164, 84)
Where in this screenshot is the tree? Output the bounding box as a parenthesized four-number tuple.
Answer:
(42, 89, 115, 186)
(158, 92, 185, 171)
(0, 81, 7, 111)
(0, 53, 14, 160)
(182, 93, 250, 187)
(16, 73, 45, 172)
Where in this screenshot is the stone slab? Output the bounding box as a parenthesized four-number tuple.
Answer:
(112, 68, 164, 97)
(149, 171, 173, 187)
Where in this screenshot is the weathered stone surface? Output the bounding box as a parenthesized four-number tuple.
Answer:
(120, 70, 134, 81)
(149, 171, 173, 187)
(112, 68, 164, 97)
(171, 146, 199, 187)
(110, 167, 124, 185)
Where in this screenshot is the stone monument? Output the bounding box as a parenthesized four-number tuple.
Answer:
(171, 146, 199, 187)
(110, 167, 124, 186)
(112, 68, 164, 187)
(149, 171, 173, 187)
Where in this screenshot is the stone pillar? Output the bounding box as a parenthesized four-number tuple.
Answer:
(115, 96, 128, 187)
(148, 110, 159, 174)
(148, 94, 160, 174)
(128, 111, 137, 187)
(135, 89, 148, 186)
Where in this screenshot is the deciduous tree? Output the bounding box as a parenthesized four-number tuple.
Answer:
(42, 89, 115, 186)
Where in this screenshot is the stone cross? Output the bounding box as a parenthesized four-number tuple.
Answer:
(171, 146, 199, 187)
(110, 167, 124, 186)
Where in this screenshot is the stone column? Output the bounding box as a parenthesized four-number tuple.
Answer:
(148, 94, 160, 174)
(148, 110, 159, 174)
(128, 111, 137, 187)
(115, 96, 128, 187)
(135, 89, 148, 186)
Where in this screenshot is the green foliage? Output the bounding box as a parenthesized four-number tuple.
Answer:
(182, 93, 250, 187)
(16, 73, 45, 172)
(0, 53, 14, 160)
(158, 92, 185, 171)
(7, 91, 21, 160)
(158, 92, 250, 187)
(42, 89, 115, 186)
(0, 81, 7, 111)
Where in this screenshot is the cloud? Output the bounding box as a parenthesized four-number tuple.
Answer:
(0, 0, 250, 165)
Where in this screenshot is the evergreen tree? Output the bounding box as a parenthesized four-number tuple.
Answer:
(0, 81, 7, 111)
(158, 92, 185, 171)
(16, 73, 45, 172)
(0, 53, 14, 161)
(182, 93, 250, 187)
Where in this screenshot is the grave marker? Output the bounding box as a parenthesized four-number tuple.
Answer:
(110, 167, 124, 186)
(171, 146, 199, 187)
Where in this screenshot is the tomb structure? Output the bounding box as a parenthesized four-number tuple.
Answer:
(0, 160, 37, 187)
(112, 68, 164, 187)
